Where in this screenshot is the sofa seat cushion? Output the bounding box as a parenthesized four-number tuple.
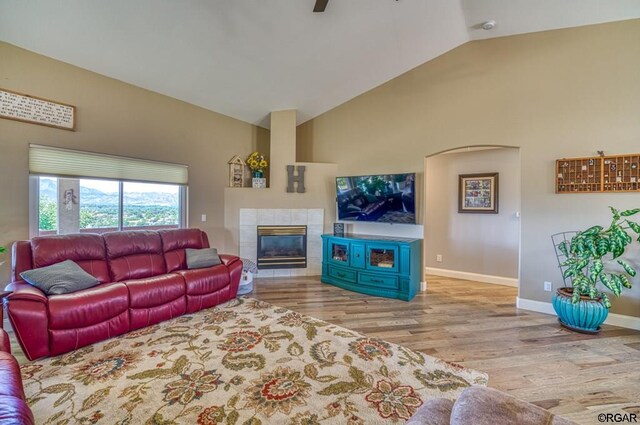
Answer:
(48, 282, 129, 330)
(0, 352, 25, 399)
(125, 274, 186, 331)
(178, 265, 229, 295)
(175, 265, 230, 313)
(125, 274, 185, 308)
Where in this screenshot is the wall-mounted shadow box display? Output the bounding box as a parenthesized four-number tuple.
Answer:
(556, 154, 640, 193)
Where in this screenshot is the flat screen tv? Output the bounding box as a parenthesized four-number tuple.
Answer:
(336, 173, 416, 224)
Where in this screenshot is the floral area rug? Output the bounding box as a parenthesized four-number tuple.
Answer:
(21, 297, 487, 424)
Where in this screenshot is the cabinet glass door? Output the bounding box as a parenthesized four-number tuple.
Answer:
(366, 244, 399, 272)
(329, 242, 349, 266)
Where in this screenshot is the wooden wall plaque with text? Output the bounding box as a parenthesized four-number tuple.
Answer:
(0, 88, 75, 131)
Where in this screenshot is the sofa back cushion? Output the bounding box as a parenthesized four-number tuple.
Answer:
(30, 234, 111, 283)
(159, 229, 209, 272)
(104, 231, 166, 282)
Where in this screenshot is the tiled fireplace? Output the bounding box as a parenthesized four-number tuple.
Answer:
(239, 208, 324, 277)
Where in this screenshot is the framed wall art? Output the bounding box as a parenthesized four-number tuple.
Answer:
(0, 88, 75, 131)
(458, 172, 499, 214)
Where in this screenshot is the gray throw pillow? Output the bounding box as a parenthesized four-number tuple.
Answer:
(20, 259, 101, 296)
(186, 248, 222, 269)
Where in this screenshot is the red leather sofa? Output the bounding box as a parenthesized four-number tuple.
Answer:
(0, 293, 34, 424)
(5, 229, 242, 361)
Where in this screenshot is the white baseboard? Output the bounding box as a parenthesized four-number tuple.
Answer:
(420, 281, 427, 292)
(425, 267, 518, 288)
(517, 297, 640, 331)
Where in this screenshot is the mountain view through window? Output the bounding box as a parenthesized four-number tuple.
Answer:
(38, 177, 182, 235)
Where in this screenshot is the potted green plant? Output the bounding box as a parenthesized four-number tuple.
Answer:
(553, 207, 639, 333)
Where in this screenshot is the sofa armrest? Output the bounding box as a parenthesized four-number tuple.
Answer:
(5, 281, 47, 304)
(4, 281, 50, 360)
(450, 386, 577, 425)
(0, 330, 10, 353)
(406, 398, 453, 425)
(219, 254, 240, 267)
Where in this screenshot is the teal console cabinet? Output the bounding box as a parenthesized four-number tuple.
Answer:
(321, 234, 422, 301)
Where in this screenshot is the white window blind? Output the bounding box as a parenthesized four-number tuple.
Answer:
(29, 144, 188, 185)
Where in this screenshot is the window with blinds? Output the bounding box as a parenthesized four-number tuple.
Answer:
(29, 145, 188, 236)
(29, 144, 188, 184)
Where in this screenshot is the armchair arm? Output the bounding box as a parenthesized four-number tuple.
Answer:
(219, 254, 240, 267)
(4, 281, 50, 361)
(5, 281, 48, 304)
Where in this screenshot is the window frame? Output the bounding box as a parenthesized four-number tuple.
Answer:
(30, 175, 188, 237)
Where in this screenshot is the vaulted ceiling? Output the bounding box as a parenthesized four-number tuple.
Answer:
(1, 0, 639, 127)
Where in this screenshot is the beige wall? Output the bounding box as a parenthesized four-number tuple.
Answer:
(425, 148, 520, 278)
(297, 20, 640, 317)
(0, 42, 265, 281)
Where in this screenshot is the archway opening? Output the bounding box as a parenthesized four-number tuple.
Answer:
(423, 145, 521, 296)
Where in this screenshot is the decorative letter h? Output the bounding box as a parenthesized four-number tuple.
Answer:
(286, 165, 306, 193)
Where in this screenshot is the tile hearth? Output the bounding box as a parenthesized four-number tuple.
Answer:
(239, 208, 323, 277)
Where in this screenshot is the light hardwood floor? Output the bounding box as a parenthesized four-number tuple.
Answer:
(7, 275, 639, 424)
(251, 275, 640, 425)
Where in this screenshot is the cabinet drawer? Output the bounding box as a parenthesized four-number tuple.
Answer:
(328, 266, 357, 283)
(358, 273, 398, 290)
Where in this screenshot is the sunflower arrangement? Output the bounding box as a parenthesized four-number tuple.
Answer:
(246, 151, 268, 174)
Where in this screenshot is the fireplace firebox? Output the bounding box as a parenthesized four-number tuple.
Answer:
(257, 225, 307, 269)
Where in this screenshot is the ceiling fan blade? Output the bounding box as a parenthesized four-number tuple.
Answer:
(313, 0, 328, 12)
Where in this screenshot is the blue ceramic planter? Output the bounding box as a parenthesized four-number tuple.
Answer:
(552, 288, 608, 333)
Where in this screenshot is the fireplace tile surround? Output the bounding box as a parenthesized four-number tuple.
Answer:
(239, 208, 324, 277)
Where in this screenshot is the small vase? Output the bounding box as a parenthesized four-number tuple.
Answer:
(252, 170, 264, 178)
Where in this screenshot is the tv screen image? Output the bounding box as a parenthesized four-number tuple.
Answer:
(336, 173, 416, 224)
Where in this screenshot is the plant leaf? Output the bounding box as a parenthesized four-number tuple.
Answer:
(596, 238, 609, 256)
(627, 220, 640, 234)
(558, 241, 569, 257)
(589, 260, 603, 283)
(617, 259, 636, 277)
(619, 274, 632, 289)
(610, 206, 620, 220)
(572, 290, 581, 303)
(600, 274, 620, 296)
(581, 225, 603, 236)
(620, 208, 640, 216)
